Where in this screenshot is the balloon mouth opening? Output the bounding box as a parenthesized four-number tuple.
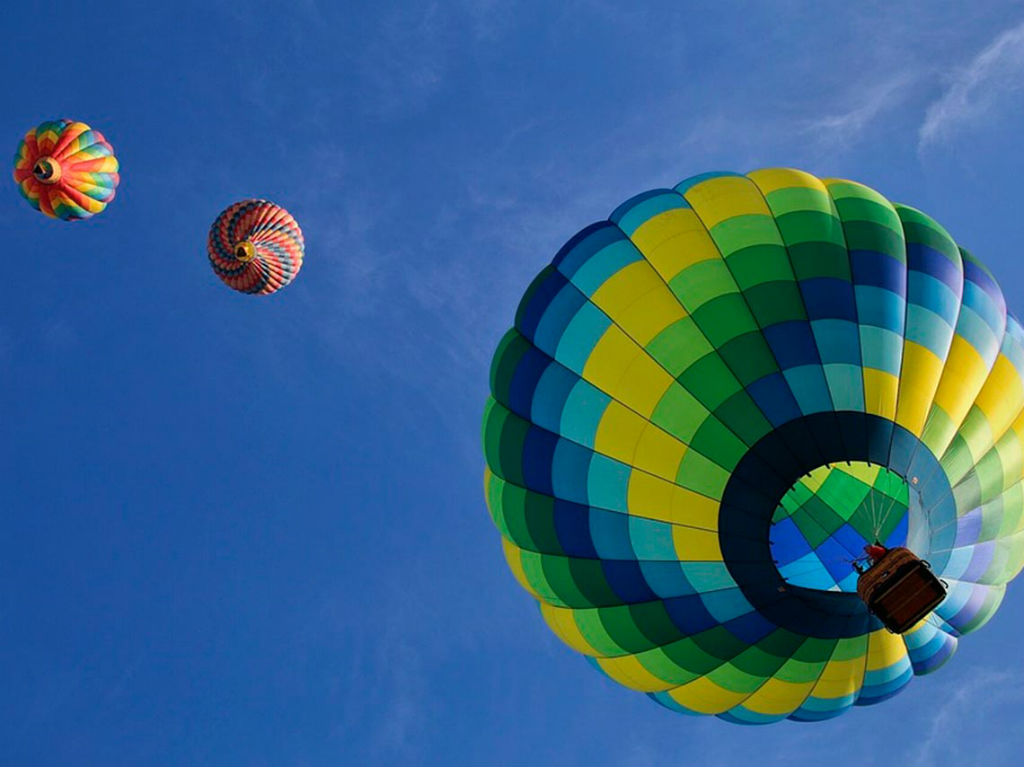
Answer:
(235, 241, 256, 262)
(32, 157, 61, 184)
(770, 462, 911, 593)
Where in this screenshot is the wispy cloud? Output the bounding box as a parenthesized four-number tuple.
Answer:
(920, 20, 1024, 150)
(805, 72, 919, 149)
(907, 667, 1024, 766)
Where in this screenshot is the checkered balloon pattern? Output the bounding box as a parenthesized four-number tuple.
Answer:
(208, 199, 304, 295)
(13, 119, 119, 221)
(483, 168, 1024, 723)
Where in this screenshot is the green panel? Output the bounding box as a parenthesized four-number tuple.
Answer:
(707, 662, 764, 694)
(693, 294, 761, 348)
(787, 242, 851, 281)
(677, 353, 744, 409)
(744, 281, 807, 326)
(689, 417, 748, 471)
(671, 259, 744, 310)
(650, 385, 715, 443)
(646, 317, 714, 377)
(711, 215, 784, 254)
(717, 332, 780, 384)
(635, 645, 703, 685)
(713, 391, 775, 446)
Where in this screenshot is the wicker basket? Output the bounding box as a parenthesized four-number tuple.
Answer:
(856, 547, 946, 633)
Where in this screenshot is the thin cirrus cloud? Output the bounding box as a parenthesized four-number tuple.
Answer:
(803, 72, 919, 149)
(919, 19, 1024, 150)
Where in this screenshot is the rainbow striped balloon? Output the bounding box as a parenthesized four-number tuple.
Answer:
(208, 200, 304, 295)
(12, 119, 120, 221)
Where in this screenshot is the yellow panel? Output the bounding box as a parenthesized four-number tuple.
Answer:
(931, 336, 988, 428)
(684, 176, 772, 229)
(736, 675, 816, 716)
(616, 350, 677, 417)
(837, 462, 880, 486)
(665, 675, 749, 714)
(672, 525, 723, 561)
(669, 484, 720, 530)
(630, 208, 722, 282)
(975, 356, 1024, 432)
(797, 467, 827, 493)
(615, 288, 687, 346)
(501, 539, 542, 600)
(863, 368, 898, 419)
(808, 657, 863, 699)
(633, 422, 688, 481)
(540, 603, 599, 655)
(582, 326, 639, 392)
(747, 167, 824, 196)
(590, 260, 665, 318)
(583, 326, 675, 417)
(895, 342, 945, 435)
(627, 472, 719, 530)
(865, 629, 907, 672)
(595, 654, 674, 692)
(594, 401, 647, 465)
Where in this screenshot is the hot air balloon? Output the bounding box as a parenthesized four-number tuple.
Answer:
(482, 168, 1024, 723)
(208, 199, 304, 295)
(12, 119, 119, 220)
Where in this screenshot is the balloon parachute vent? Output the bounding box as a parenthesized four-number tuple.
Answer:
(32, 157, 60, 184)
(235, 241, 256, 262)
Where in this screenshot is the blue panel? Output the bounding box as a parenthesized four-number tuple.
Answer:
(506, 347, 549, 416)
(812, 319, 861, 365)
(530, 360, 577, 432)
(552, 499, 598, 558)
(554, 301, 612, 373)
(723, 609, 777, 643)
(763, 321, 822, 369)
(587, 454, 630, 511)
(521, 426, 557, 495)
(589, 508, 635, 559)
(907, 244, 962, 293)
(783, 365, 834, 415)
(859, 325, 903, 374)
(801, 277, 857, 322)
(601, 559, 659, 602)
(611, 189, 689, 236)
(515, 266, 563, 339)
(628, 516, 678, 561)
(568, 239, 642, 296)
(701, 587, 756, 623)
(663, 594, 720, 635)
(855, 285, 905, 333)
(771, 518, 811, 564)
(907, 272, 960, 324)
(552, 221, 621, 274)
(560, 380, 609, 447)
(550, 438, 593, 503)
(746, 373, 803, 426)
(851, 250, 906, 294)
(639, 561, 697, 598)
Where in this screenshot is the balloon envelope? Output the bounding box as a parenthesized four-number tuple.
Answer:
(208, 200, 304, 295)
(12, 119, 119, 221)
(482, 168, 1024, 723)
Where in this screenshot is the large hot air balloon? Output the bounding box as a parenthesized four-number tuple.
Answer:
(208, 199, 304, 295)
(12, 119, 119, 220)
(482, 168, 1024, 723)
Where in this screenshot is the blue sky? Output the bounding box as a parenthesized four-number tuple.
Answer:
(4, 2, 1024, 764)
